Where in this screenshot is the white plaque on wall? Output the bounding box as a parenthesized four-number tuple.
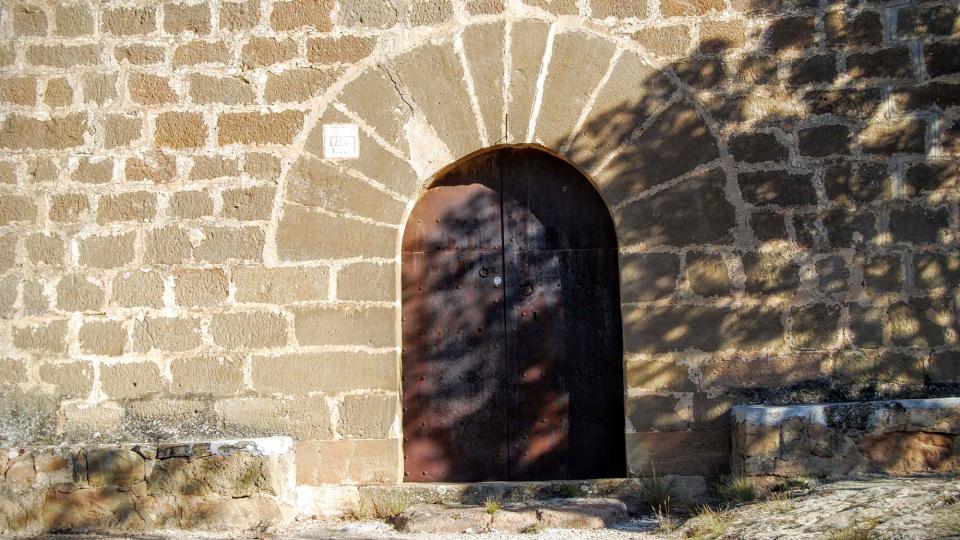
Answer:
(323, 123, 360, 159)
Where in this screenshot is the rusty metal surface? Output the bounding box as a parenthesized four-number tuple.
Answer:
(401, 147, 624, 482)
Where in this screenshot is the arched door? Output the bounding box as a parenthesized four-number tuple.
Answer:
(401, 147, 625, 482)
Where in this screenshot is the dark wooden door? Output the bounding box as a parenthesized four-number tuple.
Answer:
(402, 148, 625, 482)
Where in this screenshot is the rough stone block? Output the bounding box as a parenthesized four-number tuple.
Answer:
(39, 362, 94, 399)
(764, 17, 815, 50)
(26, 44, 99, 67)
(296, 438, 400, 485)
(265, 68, 340, 103)
(209, 311, 288, 349)
(112, 270, 164, 308)
(164, 3, 211, 34)
(596, 99, 720, 204)
(898, 5, 959, 38)
(0, 113, 86, 150)
(174, 269, 228, 307)
(392, 42, 481, 159)
(624, 304, 783, 353)
(79, 320, 127, 356)
(815, 255, 849, 296)
(220, 0, 260, 30)
(925, 40, 960, 78)
(825, 10, 883, 47)
(218, 111, 303, 145)
(888, 203, 950, 245)
(929, 350, 960, 383)
(233, 266, 329, 304)
(271, 0, 333, 31)
(13, 320, 68, 354)
(25, 233, 64, 265)
(174, 40, 230, 66)
(169, 191, 214, 218)
(170, 356, 244, 396)
(277, 205, 395, 260)
(286, 157, 405, 224)
(114, 42, 164, 63)
(914, 252, 960, 290)
(194, 226, 264, 263)
(506, 19, 550, 142)
(308, 36, 376, 64)
(627, 394, 690, 431)
(87, 448, 145, 486)
(625, 357, 696, 391)
(626, 430, 730, 476)
(338, 394, 397, 439)
(156, 112, 207, 149)
(790, 303, 842, 349)
(729, 132, 788, 163)
(630, 25, 691, 57)
(56, 273, 103, 312)
(190, 156, 240, 179)
(294, 306, 396, 347)
(0, 77, 36, 106)
(189, 74, 254, 105)
(534, 31, 617, 147)
(102, 6, 156, 35)
(337, 262, 395, 302)
(615, 169, 736, 247)
(619, 252, 680, 302)
(738, 170, 816, 207)
(661, 0, 722, 16)
(685, 252, 732, 297)
(73, 157, 112, 184)
(129, 74, 176, 105)
(252, 352, 397, 395)
(888, 299, 951, 347)
(861, 253, 902, 294)
(798, 124, 849, 157)
(462, 22, 505, 143)
(96, 191, 157, 224)
(240, 37, 297, 68)
(101, 362, 165, 399)
(219, 396, 333, 438)
(132, 317, 202, 352)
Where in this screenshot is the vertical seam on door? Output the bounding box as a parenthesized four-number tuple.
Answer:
(497, 150, 512, 480)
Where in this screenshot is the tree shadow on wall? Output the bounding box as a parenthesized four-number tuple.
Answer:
(565, 21, 960, 477)
(402, 8, 960, 481)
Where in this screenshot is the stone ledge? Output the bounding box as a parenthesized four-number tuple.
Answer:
(0, 437, 296, 534)
(732, 397, 960, 478)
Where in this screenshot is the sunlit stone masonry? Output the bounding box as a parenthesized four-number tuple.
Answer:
(0, 0, 958, 533)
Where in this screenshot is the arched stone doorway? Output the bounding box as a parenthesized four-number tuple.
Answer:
(400, 146, 626, 482)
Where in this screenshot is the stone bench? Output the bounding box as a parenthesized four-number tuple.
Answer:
(732, 398, 960, 479)
(0, 437, 295, 534)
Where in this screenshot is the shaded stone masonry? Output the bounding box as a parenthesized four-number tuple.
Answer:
(0, 0, 958, 526)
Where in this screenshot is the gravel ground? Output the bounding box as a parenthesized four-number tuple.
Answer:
(8, 475, 960, 540)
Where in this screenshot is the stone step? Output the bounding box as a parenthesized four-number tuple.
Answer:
(395, 498, 630, 533)
(359, 476, 710, 514)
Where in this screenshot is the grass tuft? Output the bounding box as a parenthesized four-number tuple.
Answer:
(684, 505, 732, 540)
(484, 497, 503, 516)
(639, 469, 675, 515)
(827, 518, 879, 540)
(719, 475, 756, 504)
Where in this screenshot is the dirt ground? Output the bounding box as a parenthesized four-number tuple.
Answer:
(7, 475, 960, 540)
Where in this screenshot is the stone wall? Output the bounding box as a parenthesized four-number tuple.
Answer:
(0, 437, 295, 533)
(0, 0, 957, 490)
(732, 398, 960, 479)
